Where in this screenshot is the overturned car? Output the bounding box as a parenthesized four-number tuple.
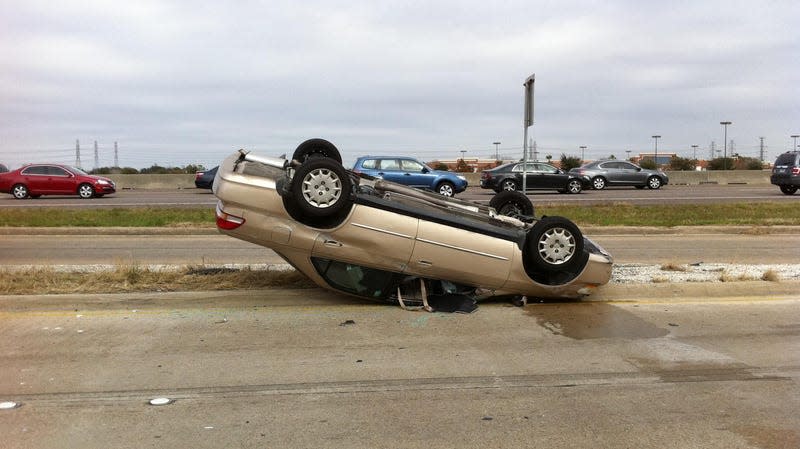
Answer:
(213, 139, 612, 311)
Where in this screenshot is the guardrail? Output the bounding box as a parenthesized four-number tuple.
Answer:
(106, 170, 772, 190)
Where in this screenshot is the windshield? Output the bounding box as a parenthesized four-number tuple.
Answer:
(69, 166, 90, 175)
(311, 257, 403, 299)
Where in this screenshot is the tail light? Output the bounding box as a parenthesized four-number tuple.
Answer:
(481, 172, 491, 180)
(195, 172, 204, 179)
(215, 203, 245, 230)
(792, 167, 800, 175)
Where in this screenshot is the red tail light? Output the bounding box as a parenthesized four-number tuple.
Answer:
(792, 167, 800, 175)
(195, 172, 204, 179)
(215, 203, 245, 230)
(481, 172, 491, 180)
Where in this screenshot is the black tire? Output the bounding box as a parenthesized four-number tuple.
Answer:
(291, 138, 342, 164)
(779, 185, 797, 195)
(12, 184, 29, 199)
(78, 183, 94, 199)
(525, 216, 584, 272)
(437, 181, 455, 197)
(490, 190, 534, 218)
(647, 176, 662, 190)
(290, 158, 352, 218)
(566, 179, 583, 194)
(591, 177, 606, 190)
(500, 178, 518, 191)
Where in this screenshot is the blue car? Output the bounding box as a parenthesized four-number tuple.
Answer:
(352, 156, 468, 197)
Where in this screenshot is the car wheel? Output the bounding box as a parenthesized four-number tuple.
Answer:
(647, 176, 662, 189)
(779, 185, 797, 195)
(501, 179, 518, 191)
(591, 177, 606, 190)
(525, 216, 584, 272)
(566, 179, 583, 194)
(12, 184, 29, 199)
(489, 190, 534, 218)
(291, 157, 352, 218)
(291, 138, 343, 164)
(437, 181, 455, 197)
(78, 183, 95, 199)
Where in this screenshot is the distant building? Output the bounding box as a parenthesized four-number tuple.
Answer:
(429, 158, 505, 172)
(633, 152, 676, 166)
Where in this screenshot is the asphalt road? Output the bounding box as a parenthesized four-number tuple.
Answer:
(1, 290, 798, 448)
(1, 231, 799, 266)
(0, 183, 797, 208)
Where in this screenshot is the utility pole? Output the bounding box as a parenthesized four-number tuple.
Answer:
(710, 141, 716, 160)
(579, 146, 587, 164)
(94, 141, 99, 169)
(114, 141, 119, 167)
(532, 140, 538, 161)
(492, 141, 501, 160)
(75, 140, 81, 168)
(691, 145, 698, 160)
(759, 137, 765, 162)
(720, 121, 732, 170)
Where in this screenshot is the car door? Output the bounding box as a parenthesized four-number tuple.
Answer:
(399, 159, 432, 189)
(513, 163, 539, 190)
(376, 159, 405, 184)
(533, 163, 566, 189)
(47, 166, 77, 194)
(408, 220, 515, 289)
(616, 161, 644, 184)
(21, 166, 50, 193)
(311, 203, 419, 274)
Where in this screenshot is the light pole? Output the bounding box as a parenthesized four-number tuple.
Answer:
(493, 142, 501, 160)
(625, 150, 631, 161)
(651, 135, 661, 167)
(579, 146, 587, 164)
(792, 135, 799, 151)
(720, 121, 731, 170)
(691, 145, 698, 160)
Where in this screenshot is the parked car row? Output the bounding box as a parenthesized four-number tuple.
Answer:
(480, 160, 669, 194)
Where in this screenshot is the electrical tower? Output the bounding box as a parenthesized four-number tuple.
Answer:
(114, 142, 119, 167)
(94, 141, 99, 169)
(759, 137, 765, 161)
(75, 140, 81, 167)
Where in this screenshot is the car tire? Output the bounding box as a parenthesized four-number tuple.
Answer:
(566, 179, 583, 194)
(437, 181, 455, 197)
(591, 177, 606, 190)
(647, 176, 662, 189)
(78, 183, 95, 199)
(525, 216, 584, 272)
(489, 190, 534, 218)
(290, 157, 352, 218)
(12, 184, 29, 199)
(500, 179, 518, 191)
(291, 138, 343, 164)
(779, 185, 797, 195)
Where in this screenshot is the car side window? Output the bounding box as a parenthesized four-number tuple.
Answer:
(381, 159, 401, 170)
(618, 162, 637, 170)
(360, 159, 378, 169)
(535, 163, 558, 174)
(401, 160, 424, 172)
(22, 166, 48, 175)
(48, 166, 69, 176)
(511, 164, 522, 172)
(311, 257, 402, 299)
(601, 162, 620, 170)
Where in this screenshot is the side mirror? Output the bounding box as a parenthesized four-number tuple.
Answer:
(421, 167, 430, 174)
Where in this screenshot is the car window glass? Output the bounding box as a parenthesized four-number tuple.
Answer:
(511, 164, 522, 172)
(311, 257, 401, 299)
(360, 159, 378, 169)
(381, 159, 401, 170)
(602, 162, 620, 170)
(775, 153, 797, 166)
(401, 160, 424, 172)
(618, 162, 637, 170)
(22, 166, 48, 175)
(536, 163, 558, 174)
(48, 166, 69, 176)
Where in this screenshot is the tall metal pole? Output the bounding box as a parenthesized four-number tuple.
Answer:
(651, 135, 661, 167)
(522, 74, 535, 192)
(720, 121, 731, 170)
(493, 142, 501, 160)
(75, 140, 81, 168)
(579, 146, 586, 164)
(791, 135, 799, 151)
(94, 140, 99, 169)
(114, 141, 119, 168)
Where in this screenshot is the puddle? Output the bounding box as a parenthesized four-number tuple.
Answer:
(525, 303, 668, 340)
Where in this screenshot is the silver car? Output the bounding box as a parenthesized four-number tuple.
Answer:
(213, 139, 613, 311)
(570, 160, 669, 190)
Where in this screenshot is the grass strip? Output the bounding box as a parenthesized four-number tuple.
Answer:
(0, 265, 315, 295)
(0, 202, 798, 228)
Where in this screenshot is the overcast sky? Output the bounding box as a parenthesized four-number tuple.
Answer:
(1, 0, 798, 169)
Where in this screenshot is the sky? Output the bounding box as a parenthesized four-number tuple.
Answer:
(1, 0, 798, 170)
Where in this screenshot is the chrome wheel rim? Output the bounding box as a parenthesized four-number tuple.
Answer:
(301, 168, 342, 208)
(439, 184, 454, 196)
(79, 185, 94, 198)
(568, 181, 581, 193)
(12, 186, 27, 198)
(649, 178, 660, 188)
(592, 178, 605, 189)
(502, 180, 516, 191)
(538, 227, 576, 265)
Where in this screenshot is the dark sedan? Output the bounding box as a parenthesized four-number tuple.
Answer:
(194, 166, 218, 189)
(569, 160, 669, 190)
(480, 161, 587, 194)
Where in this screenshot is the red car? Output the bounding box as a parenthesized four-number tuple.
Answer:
(0, 164, 116, 199)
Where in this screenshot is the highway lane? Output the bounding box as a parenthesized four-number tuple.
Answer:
(0, 184, 797, 208)
(1, 231, 799, 266)
(1, 291, 797, 448)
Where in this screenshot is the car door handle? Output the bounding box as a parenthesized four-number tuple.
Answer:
(377, 172, 384, 176)
(324, 239, 342, 247)
(403, 173, 411, 176)
(417, 260, 432, 267)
